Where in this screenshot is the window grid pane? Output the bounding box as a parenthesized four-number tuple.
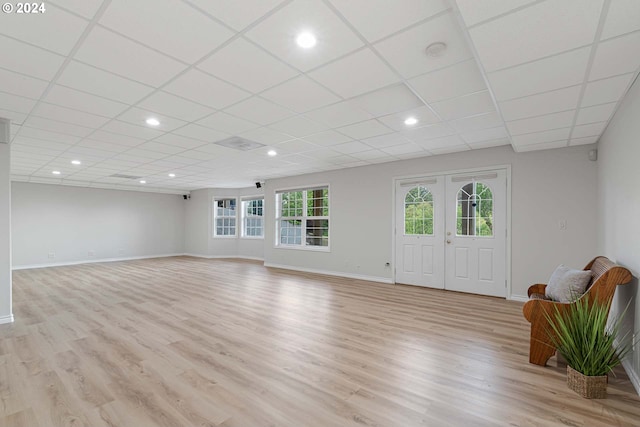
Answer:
(242, 198, 264, 237)
(456, 182, 493, 237)
(276, 187, 329, 248)
(404, 186, 434, 236)
(214, 198, 237, 237)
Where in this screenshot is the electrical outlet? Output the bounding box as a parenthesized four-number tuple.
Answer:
(88, 250, 95, 257)
(47, 252, 55, 259)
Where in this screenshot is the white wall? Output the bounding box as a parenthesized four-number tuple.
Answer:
(597, 75, 640, 392)
(12, 182, 186, 267)
(0, 119, 12, 323)
(184, 186, 264, 260)
(264, 144, 598, 298)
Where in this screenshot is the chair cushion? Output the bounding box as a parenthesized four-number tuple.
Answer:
(545, 265, 592, 302)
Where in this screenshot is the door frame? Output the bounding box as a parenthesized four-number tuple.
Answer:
(391, 165, 513, 299)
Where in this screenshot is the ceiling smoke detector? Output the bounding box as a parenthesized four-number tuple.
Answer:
(215, 136, 265, 151)
(425, 42, 447, 57)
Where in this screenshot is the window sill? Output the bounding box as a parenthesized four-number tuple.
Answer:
(274, 245, 330, 252)
(240, 236, 264, 240)
(212, 235, 238, 239)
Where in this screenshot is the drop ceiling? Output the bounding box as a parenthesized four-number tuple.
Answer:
(2, 0, 639, 193)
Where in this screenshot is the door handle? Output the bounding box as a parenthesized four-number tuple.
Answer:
(446, 240, 451, 244)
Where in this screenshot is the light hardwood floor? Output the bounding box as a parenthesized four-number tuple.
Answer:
(1, 257, 639, 426)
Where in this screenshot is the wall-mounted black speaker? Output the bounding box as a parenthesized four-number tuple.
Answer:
(255, 182, 262, 189)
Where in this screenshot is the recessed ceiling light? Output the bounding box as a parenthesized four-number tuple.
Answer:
(71, 160, 81, 165)
(425, 42, 447, 57)
(296, 31, 316, 49)
(404, 117, 418, 126)
(168, 173, 176, 178)
(267, 150, 277, 157)
(52, 170, 61, 175)
(145, 118, 160, 126)
(139, 180, 146, 184)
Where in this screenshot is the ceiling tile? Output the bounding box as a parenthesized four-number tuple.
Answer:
(24, 116, 94, 138)
(571, 122, 606, 139)
(185, 0, 283, 31)
(275, 139, 321, 154)
(0, 35, 65, 80)
(91, 130, 145, 147)
(32, 103, 111, 128)
(506, 110, 575, 135)
(44, 85, 129, 118)
(301, 130, 352, 146)
(337, 119, 392, 139)
(304, 101, 373, 127)
(377, 106, 440, 131)
(261, 76, 340, 113)
(57, 61, 155, 104)
(137, 91, 215, 122)
(499, 86, 582, 121)
(460, 126, 508, 144)
(0, 68, 49, 99)
(351, 84, 423, 117)
(163, 68, 251, 109)
(575, 102, 617, 125)
(469, 0, 603, 72)
(331, 141, 372, 154)
(581, 73, 634, 107)
(117, 108, 188, 132)
(268, 116, 328, 137)
(381, 142, 426, 155)
(430, 91, 495, 121)
(245, 0, 364, 71)
(467, 138, 511, 150)
(429, 145, 469, 155)
(361, 133, 410, 149)
(601, 0, 640, 39)
(197, 112, 260, 134)
(349, 149, 392, 162)
(0, 92, 37, 114)
(488, 47, 591, 101)
(50, 0, 102, 18)
(100, 0, 233, 63)
(408, 59, 486, 103)
(240, 127, 294, 145)
(374, 12, 473, 78)
(416, 135, 465, 150)
(74, 26, 187, 87)
(172, 124, 230, 143)
(197, 38, 298, 94)
(402, 123, 455, 142)
(225, 97, 295, 125)
(449, 111, 503, 133)
(455, 0, 537, 27)
(75, 139, 131, 153)
(569, 136, 599, 146)
(589, 32, 640, 81)
(0, 3, 87, 55)
(308, 48, 400, 98)
(511, 128, 571, 146)
(329, 0, 448, 42)
(19, 127, 83, 144)
(101, 120, 164, 141)
(153, 133, 210, 149)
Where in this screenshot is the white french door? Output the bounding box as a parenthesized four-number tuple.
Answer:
(395, 169, 507, 297)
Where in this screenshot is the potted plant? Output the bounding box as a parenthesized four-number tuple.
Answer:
(545, 296, 632, 399)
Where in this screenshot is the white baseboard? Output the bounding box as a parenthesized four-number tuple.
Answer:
(0, 314, 14, 324)
(12, 253, 185, 270)
(263, 262, 393, 284)
(183, 253, 264, 261)
(508, 294, 529, 302)
(620, 356, 640, 396)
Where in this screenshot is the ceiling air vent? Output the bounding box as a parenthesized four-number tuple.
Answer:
(214, 136, 264, 151)
(109, 174, 143, 180)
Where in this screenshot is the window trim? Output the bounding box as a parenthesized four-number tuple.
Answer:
(274, 184, 330, 252)
(212, 197, 238, 238)
(240, 195, 264, 240)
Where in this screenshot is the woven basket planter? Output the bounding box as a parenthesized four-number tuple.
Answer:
(567, 366, 607, 399)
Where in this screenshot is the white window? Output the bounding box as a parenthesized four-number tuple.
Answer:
(213, 198, 237, 237)
(242, 198, 264, 238)
(276, 186, 329, 249)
